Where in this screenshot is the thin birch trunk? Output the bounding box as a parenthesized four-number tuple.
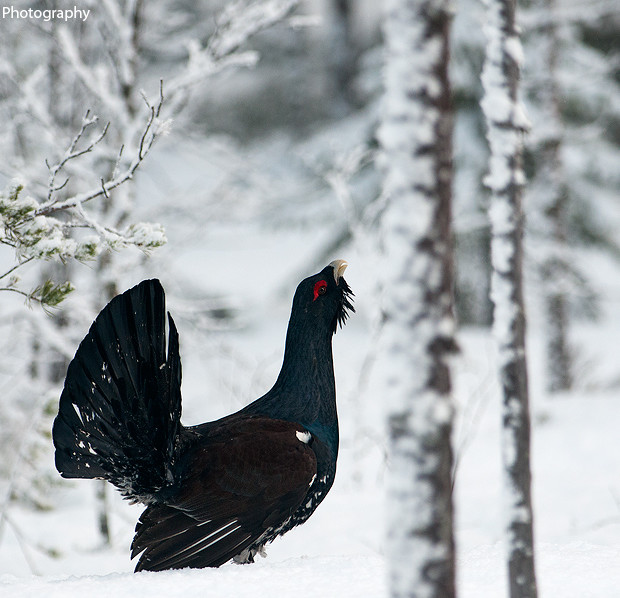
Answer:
(480, 0, 538, 595)
(379, 1, 457, 596)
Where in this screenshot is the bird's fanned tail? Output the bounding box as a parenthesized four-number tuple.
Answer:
(52, 280, 182, 503)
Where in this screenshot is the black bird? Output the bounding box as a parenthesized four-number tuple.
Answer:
(52, 260, 354, 572)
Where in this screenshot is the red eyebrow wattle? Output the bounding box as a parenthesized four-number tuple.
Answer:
(313, 280, 327, 301)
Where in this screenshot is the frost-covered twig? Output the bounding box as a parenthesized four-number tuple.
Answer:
(207, 0, 299, 60)
(57, 26, 127, 127)
(166, 0, 300, 100)
(45, 111, 109, 204)
(2, 184, 165, 262)
(38, 86, 166, 217)
(0, 87, 167, 308)
(0, 258, 34, 281)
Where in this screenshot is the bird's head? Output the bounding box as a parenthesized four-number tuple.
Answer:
(291, 260, 355, 336)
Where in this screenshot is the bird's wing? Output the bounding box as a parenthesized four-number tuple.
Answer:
(131, 416, 317, 571)
(52, 280, 182, 502)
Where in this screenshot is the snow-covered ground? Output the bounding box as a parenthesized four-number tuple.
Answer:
(2, 224, 620, 597)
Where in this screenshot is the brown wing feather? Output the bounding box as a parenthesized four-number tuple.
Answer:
(132, 416, 317, 571)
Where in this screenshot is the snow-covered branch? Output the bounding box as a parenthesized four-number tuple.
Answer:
(0, 88, 167, 308)
(38, 85, 167, 217)
(57, 26, 128, 128)
(45, 111, 108, 204)
(166, 0, 300, 102)
(207, 0, 300, 60)
(0, 182, 165, 307)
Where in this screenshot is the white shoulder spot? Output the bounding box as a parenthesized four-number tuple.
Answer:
(296, 430, 312, 444)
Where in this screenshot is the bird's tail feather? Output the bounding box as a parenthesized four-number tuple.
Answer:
(52, 280, 182, 502)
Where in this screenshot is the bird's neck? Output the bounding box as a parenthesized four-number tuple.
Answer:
(248, 319, 339, 452)
(276, 324, 335, 402)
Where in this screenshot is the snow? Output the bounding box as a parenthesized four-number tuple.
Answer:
(0, 556, 384, 598)
(480, 0, 530, 195)
(123, 222, 168, 249)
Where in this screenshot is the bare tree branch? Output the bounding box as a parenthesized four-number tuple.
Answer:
(45, 112, 109, 204)
(36, 88, 166, 217)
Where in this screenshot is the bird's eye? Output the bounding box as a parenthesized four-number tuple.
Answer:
(313, 280, 328, 301)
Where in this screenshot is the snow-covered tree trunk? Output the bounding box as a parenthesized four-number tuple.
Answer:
(379, 1, 457, 597)
(480, 0, 538, 596)
(522, 0, 572, 392)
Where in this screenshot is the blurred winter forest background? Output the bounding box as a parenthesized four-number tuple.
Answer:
(1, 0, 620, 594)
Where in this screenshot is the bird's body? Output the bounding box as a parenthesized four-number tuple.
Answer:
(52, 261, 353, 572)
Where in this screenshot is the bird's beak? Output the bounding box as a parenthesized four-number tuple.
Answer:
(329, 259, 348, 284)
